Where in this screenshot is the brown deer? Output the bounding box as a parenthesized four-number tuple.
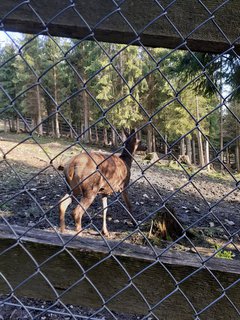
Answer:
(58, 129, 145, 237)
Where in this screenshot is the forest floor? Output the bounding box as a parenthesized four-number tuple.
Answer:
(1, 131, 240, 319)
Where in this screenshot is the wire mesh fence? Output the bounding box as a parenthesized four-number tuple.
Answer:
(0, 1, 240, 319)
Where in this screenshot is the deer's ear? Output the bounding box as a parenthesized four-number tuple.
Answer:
(130, 129, 135, 136)
(123, 128, 129, 138)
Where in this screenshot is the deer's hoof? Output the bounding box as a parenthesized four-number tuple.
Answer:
(75, 227, 82, 233)
(101, 229, 110, 238)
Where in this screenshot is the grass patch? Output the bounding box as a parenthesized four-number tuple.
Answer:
(214, 244, 234, 260)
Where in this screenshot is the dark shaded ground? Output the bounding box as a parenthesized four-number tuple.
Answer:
(0, 297, 142, 320)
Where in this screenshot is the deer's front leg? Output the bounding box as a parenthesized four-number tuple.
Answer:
(122, 190, 136, 226)
(101, 195, 109, 237)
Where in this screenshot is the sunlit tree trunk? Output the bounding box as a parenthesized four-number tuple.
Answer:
(103, 127, 108, 146)
(192, 137, 196, 165)
(82, 88, 90, 143)
(205, 140, 210, 171)
(164, 135, 168, 155)
(147, 125, 153, 152)
(186, 136, 192, 163)
(236, 138, 240, 172)
(95, 126, 99, 144)
(180, 138, 186, 155)
(36, 85, 43, 135)
(54, 68, 60, 138)
(196, 96, 205, 167)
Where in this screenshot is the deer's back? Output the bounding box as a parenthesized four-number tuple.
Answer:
(64, 152, 130, 195)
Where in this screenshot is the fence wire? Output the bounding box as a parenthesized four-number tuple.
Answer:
(0, 1, 240, 319)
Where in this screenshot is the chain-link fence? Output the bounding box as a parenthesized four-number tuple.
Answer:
(0, 1, 240, 319)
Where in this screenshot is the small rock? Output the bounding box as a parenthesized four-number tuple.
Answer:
(194, 206, 200, 213)
(225, 219, 235, 226)
(209, 222, 215, 228)
(20, 212, 29, 218)
(41, 317, 46, 320)
(135, 201, 140, 205)
(143, 193, 149, 198)
(28, 222, 35, 227)
(30, 188, 37, 191)
(107, 217, 112, 221)
(182, 206, 187, 210)
(114, 219, 120, 224)
(40, 196, 46, 200)
(140, 201, 144, 205)
(124, 220, 133, 227)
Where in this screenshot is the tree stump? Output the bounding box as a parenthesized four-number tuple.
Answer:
(148, 206, 183, 241)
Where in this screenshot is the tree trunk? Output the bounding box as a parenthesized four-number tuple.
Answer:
(197, 131, 205, 167)
(82, 89, 90, 143)
(11, 118, 16, 132)
(180, 139, 186, 156)
(111, 128, 117, 146)
(220, 105, 224, 172)
(95, 126, 99, 144)
(192, 138, 196, 165)
(164, 135, 168, 155)
(16, 116, 20, 133)
(54, 68, 60, 138)
(147, 125, 153, 153)
(196, 96, 205, 167)
(36, 85, 43, 135)
(152, 129, 156, 152)
(89, 127, 93, 143)
(226, 147, 230, 166)
(205, 139, 210, 172)
(103, 127, 108, 146)
(185, 137, 192, 163)
(236, 139, 240, 172)
(4, 119, 8, 133)
(70, 127, 74, 139)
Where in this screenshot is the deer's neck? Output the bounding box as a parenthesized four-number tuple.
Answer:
(119, 147, 134, 168)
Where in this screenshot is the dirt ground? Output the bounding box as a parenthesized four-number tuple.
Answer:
(0, 132, 239, 251)
(0, 132, 240, 319)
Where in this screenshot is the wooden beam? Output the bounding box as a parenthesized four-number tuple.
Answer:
(0, 224, 239, 319)
(0, 1, 239, 53)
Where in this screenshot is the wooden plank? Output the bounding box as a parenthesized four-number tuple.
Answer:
(0, 0, 239, 53)
(0, 224, 239, 319)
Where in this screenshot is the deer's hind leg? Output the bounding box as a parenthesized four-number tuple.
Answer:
(59, 193, 72, 233)
(72, 190, 97, 233)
